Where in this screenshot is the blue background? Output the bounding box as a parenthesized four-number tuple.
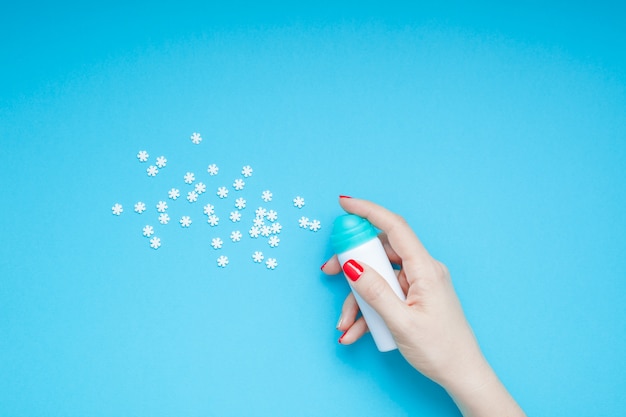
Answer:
(1, 2, 625, 416)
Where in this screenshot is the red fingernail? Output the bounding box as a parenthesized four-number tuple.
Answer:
(320, 261, 328, 271)
(343, 259, 363, 282)
(339, 195, 352, 199)
(338, 330, 348, 344)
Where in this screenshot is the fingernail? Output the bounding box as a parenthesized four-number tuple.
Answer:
(343, 259, 363, 282)
(338, 330, 348, 344)
(339, 195, 352, 199)
(320, 261, 328, 271)
(336, 317, 343, 329)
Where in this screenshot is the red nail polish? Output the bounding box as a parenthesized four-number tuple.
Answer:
(339, 331, 348, 344)
(339, 195, 352, 199)
(320, 261, 328, 271)
(343, 259, 363, 282)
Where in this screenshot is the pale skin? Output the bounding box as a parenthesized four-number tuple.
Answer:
(321, 197, 526, 417)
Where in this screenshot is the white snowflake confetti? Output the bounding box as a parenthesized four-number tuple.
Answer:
(207, 164, 219, 176)
(146, 165, 159, 177)
(194, 182, 206, 194)
(184, 172, 195, 184)
(229, 211, 242, 222)
(309, 219, 322, 232)
(271, 222, 282, 234)
(260, 225, 272, 237)
(158, 213, 170, 225)
(190, 132, 202, 145)
(142, 225, 154, 237)
(217, 186, 229, 199)
(168, 188, 180, 200)
(241, 165, 253, 178)
(233, 178, 245, 191)
(137, 150, 149, 162)
(112, 203, 123, 215)
(266, 210, 278, 222)
(187, 191, 198, 203)
(293, 196, 305, 208)
(203, 203, 215, 215)
(156, 201, 168, 213)
(217, 255, 229, 268)
(298, 216, 310, 228)
(261, 190, 273, 202)
(207, 215, 220, 227)
(211, 237, 224, 250)
(134, 202, 146, 214)
(235, 197, 246, 210)
(266, 258, 278, 270)
(253, 217, 265, 227)
(268, 235, 280, 248)
(180, 216, 192, 228)
(230, 230, 243, 242)
(249, 227, 260, 238)
(255, 207, 267, 218)
(155, 156, 167, 168)
(252, 251, 264, 263)
(150, 236, 161, 249)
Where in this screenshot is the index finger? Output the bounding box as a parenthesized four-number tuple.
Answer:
(338, 197, 431, 264)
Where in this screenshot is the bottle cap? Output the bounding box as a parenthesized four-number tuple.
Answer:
(331, 214, 378, 254)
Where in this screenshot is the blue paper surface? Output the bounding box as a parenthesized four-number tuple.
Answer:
(1, 2, 625, 416)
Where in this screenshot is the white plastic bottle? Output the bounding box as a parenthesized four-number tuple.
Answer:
(330, 214, 406, 352)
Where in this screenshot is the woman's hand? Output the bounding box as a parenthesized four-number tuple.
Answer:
(322, 197, 525, 417)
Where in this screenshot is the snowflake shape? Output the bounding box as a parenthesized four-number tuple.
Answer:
(207, 164, 219, 176)
(111, 203, 123, 215)
(271, 222, 282, 234)
(217, 255, 229, 268)
(190, 132, 202, 145)
(168, 188, 180, 200)
(194, 182, 206, 194)
(155, 156, 167, 168)
(309, 219, 322, 232)
(266, 258, 278, 270)
(156, 201, 168, 213)
(253, 217, 265, 227)
(211, 237, 224, 250)
(142, 225, 154, 237)
(235, 197, 246, 210)
(268, 235, 280, 248)
(137, 150, 149, 162)
(266, 210, 278, 222)
(203, 203, 215, 215)
(260, 225, 272, 237)
(229, 211, 242, 222)
(241, 165, 253, 178)
(261, 190, 273, 202)
(184, 172, 195, 184)
(249, 227, 260, 238)
(255, 207, 267, 218)
(180, 216, 192, 228)
(158, 213, 170, 225)
(298, 216, 310, 228)
(134, 202, 146, 214)
(252, 251, 264, 263)
(146, 165, 159, 177)
(230, 230, 243, 242)
(217, 186, 229, 199)
(293, 196, 305, 208)
(187, 191, 198, 203)
(233, 178, 245, 191)
(207, 215, 219, 227)
(150, 236, 161, 249)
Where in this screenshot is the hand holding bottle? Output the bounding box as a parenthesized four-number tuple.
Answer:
(322, 197, 525, 417)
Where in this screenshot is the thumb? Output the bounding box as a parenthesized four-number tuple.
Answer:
(342, 259, 406, 325)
